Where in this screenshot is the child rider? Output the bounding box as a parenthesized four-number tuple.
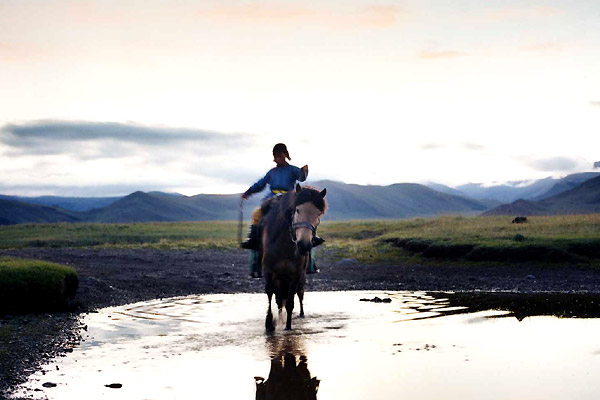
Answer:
(240, 143, 324, 277)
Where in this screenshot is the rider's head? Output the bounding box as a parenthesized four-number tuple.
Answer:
(273, 143, 290, 166)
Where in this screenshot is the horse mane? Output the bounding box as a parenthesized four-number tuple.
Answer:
(295, 186, 327, 214)
(262, 192, 296, 246)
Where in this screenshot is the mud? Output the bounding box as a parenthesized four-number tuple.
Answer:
(2, 247, 600, 396)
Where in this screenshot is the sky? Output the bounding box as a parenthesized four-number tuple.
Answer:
(1, 0, 599, 196)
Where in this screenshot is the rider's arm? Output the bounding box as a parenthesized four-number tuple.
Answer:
(243, 169, 272, 198)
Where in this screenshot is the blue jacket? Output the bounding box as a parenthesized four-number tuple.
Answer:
(245, 164, 307, 199)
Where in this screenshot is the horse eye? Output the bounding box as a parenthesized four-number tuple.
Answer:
(296, 209, 300, 214)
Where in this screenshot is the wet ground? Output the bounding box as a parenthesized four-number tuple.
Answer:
(11, 290, 600, 400)
(3, 247, 600, 397)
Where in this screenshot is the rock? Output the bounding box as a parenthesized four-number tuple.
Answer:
(42, 382, 57, 388)
(526, 275, 536, 280)
(360, 297, 392, 303)
(105, 383, 123, 389)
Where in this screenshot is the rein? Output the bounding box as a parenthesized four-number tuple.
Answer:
(289, 216, 317, 242)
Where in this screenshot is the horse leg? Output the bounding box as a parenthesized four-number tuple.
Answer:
(265, 273, 275, 332)
(284, 282, 297, 330)
(297, 285, 305, 318)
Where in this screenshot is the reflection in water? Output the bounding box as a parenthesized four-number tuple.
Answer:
(255, 334, 319, 400)
(442, 292, 600, 321)
(255, 353, 319, 400)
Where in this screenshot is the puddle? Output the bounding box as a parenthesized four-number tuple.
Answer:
(13, 291, 600, 399)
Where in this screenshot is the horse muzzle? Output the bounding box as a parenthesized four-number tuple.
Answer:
(296, 239, 312, 255)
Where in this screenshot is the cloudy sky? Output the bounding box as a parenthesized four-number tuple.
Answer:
(1, 0, 599, 196)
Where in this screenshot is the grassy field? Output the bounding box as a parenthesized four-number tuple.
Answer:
(0, 215, 599, 265)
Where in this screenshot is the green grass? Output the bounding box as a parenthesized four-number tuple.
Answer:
(0, 221, 240, 249)
(0, 257, 79, 314)
(318, 215, 600, 265)
(0, 215, 599, 265)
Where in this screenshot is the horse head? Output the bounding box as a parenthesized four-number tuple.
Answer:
(291, 184, 327, 255)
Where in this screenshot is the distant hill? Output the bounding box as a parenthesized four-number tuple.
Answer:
(0, 198, 81, 225)
(455, 172, 600, 203)
(531, 172, 600, 201)
(85, 191, 261, 222)
(0, 194, 120, 212)
(482, 175, 600, 216)
(0, 180, 495, 224)
(310, 180, 492, 220)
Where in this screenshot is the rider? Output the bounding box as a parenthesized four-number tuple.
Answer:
(241, 143, 324, 277)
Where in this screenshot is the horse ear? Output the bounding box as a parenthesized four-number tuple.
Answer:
(320, 188, 327, 198)
(296, 183, 302, 192)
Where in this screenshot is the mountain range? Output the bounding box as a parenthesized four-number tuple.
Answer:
(482, 175, 600, 216)
(1, 173, 599, 225)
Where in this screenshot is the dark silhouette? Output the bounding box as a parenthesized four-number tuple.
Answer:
(255, 332, 319, 400)
(261, 184, 327, 331)
(512, 216, 527, 223)
(255, 353, 320, 400)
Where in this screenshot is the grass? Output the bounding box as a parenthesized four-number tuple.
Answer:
(0, 257, 79, 314)
(319, 215, 600, 265)
(0, 221, 239, 250)
(0, 214, 599, 265)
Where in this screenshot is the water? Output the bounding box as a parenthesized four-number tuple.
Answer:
(13, 291, 600, 399)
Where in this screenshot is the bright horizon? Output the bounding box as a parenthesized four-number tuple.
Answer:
(1, 0, 599, 197)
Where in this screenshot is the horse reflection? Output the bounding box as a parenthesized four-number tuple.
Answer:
(255, 335, 319, 400)
(255, 353, 319, 400)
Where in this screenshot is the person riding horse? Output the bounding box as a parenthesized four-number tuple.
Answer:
(240, 143, 324, 278)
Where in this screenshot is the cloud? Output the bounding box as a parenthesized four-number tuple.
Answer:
(477, 5, 563, 21)
(590, 101, 600, 108)
(525, 156, 586, 173)
(418, 41, 465, 60)
(204, 3, 401, 29)
(0, 120, 253, 159)
(519, 42, 565, 53)
(462, 143, 485, 151)
(418, 50, 464, 59)
(419, 143, 447, 151)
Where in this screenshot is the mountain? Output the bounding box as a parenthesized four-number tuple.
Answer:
(0, 198, 81, 225)
(0, 181, 494, 224)
(0, 194, 120, 212)
(455, 178, 558, 203)
(531, 172, 600, 201)
(85, 191, 262, 222)
(482, 175, 600, 216)
(454, 172, 600, 203)
(310, 180, 492, 220)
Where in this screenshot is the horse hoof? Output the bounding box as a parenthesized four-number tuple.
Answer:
(298, 313, 305, 319)
(285, 325, 292, 331)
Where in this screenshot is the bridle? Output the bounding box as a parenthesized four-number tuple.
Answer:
(289, 209, 319, 243)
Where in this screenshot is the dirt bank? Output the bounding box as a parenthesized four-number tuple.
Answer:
(2, 247, 600, 396)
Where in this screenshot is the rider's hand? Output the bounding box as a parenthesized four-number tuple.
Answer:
(241, 193, 248, 200)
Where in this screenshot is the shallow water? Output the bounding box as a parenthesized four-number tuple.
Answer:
(14, 291, 600, 399)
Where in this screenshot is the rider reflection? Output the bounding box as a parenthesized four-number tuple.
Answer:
(255, 335, 319, 400)
(255, 353, 319, 400)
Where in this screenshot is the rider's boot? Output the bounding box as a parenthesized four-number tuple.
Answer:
(306, 249, 320, 274)
(241, 224, 259, 250)
(249, 250, 262, 278)
(312, 235, 325, 247)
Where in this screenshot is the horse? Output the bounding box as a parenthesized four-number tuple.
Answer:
(260, 184, 327, 331)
